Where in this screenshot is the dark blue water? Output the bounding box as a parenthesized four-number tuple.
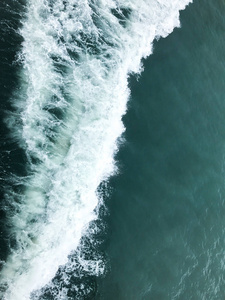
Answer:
(1, 0, 225, 299)
(0, 0, 26, 264)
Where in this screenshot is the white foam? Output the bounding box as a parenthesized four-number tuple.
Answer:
(1, 0, 192, 298)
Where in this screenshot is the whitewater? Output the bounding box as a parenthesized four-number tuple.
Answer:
(0, 0, 192, 299)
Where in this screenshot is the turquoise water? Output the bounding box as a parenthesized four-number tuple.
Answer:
(1, 0, 225, 299)
(96, 1, 225, 299)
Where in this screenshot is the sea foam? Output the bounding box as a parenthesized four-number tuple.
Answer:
(1, 0, 192, 299)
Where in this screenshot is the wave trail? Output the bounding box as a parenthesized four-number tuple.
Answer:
(1, 0, 192, 299)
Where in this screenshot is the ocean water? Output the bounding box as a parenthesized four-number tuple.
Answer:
(95, 1, 225, 299)
(0, 0, 224, 299)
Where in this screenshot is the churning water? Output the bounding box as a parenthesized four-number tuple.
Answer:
(0, 0, 192, 299)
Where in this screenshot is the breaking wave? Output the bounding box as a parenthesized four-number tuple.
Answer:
(1, 0, 192, 299)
